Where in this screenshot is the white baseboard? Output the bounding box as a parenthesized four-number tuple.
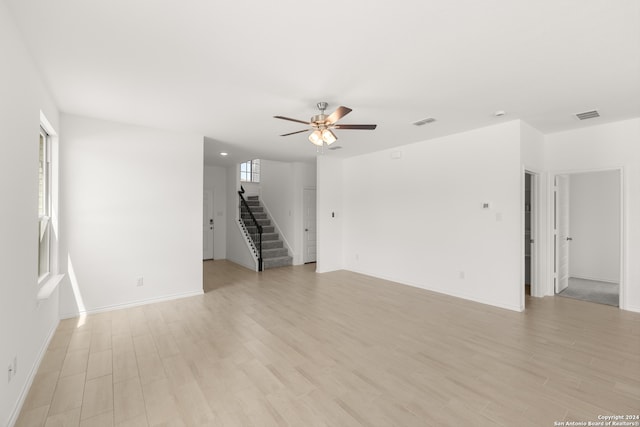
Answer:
(624, 304, 640, 313)
(59, 290, 204, 319)
(339, 267, 523, 312)
(8, 319, 59, 427)
(570, 275, 618, 284)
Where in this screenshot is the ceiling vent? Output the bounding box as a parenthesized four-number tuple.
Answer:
(328, 145, 342, 151)
(412, 117, 436, 126)
(576, 110, 600, 120)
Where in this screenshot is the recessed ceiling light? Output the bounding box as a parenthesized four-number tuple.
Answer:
(494, 110, 506, 117)
(219, 152, 228, 156)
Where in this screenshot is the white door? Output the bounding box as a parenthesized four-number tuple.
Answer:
(555, 175, 570, 293)
(203, 190, 214, 260)
(303, 188, 317, 263)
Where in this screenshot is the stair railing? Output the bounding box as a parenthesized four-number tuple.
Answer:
(238, 186, 263, 271)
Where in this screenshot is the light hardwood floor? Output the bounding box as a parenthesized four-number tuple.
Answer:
(16, 261, 640, 426)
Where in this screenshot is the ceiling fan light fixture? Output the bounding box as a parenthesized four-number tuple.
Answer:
(277, 102, 377, 150)
(322, 129, 337, 144)
(309, 130, 323, 146)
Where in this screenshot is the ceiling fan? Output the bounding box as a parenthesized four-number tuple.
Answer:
(274, 102, 377, 147)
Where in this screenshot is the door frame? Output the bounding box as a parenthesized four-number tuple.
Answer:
(302, 186, 317, 264)
(522, 169, 541, 309)
(554, 174, 570, 295)
(203, 189, 214, 260)
(548, 167, 625, 309)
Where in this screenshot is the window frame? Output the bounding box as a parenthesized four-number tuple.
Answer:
(38, 126, 52, 282)
(240, 159, 260, 183)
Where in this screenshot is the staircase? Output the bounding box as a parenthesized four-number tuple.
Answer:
(241, 196, 292, 270)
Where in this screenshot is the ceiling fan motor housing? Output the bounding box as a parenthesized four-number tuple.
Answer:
(311, 114, 329, 128)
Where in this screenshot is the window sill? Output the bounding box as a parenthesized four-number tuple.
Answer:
(37, 274, 65, 301)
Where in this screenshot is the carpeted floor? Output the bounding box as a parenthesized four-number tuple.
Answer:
(558, 277, 619, 307)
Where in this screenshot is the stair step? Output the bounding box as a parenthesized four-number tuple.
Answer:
(261, 240, 283, 250)
(241, 206, 263, 213)
(242, 212, 267, 220)
(263, 256, 293, 270)
(238, 195, 291, 271)
(259, 233, 279, 241)
(262, 247, 289, 258)
(245, 225, 275, 234)
(241, 218, 271, 227)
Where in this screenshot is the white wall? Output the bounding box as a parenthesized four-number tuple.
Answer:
(316, 156, 344, 273)
(546, 118, 640, 312)
(568, 171, 620, 282)
(225, 165, 257, 270)
(204, 165, 227, 259)
(259, 160, 316, 265)
(0, 3, 61, 425)
(240, 181, 260, 197)
(339, 121, 523, 311)
(260, 160, 296, 257)
(58, 114, 204, 317)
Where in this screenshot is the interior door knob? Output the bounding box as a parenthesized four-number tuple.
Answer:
(566, 237, 573, 241)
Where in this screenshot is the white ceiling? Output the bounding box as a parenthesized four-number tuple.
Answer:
(6, 0, 640, 166)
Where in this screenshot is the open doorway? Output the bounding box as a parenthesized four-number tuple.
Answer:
(524, 172, 534, 298)
(553, 170, 621, 307)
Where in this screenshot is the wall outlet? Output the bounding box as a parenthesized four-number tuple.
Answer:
(8, 363, 12, 382)
(136, 277, 144, 287)
(13, 356, 17, 375)
(459, 271, 465, 279)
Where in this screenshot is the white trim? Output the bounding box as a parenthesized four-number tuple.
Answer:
(626, 305, 640, 314)
(569, 275, 618, 284)
(59, 290, 204, 319)
(7, 319, 59, 427)
(39, 110, 57, 136)
(521, 167, 545, 307)
(344, 267, 523, 312)
(37, 274, 65, 300)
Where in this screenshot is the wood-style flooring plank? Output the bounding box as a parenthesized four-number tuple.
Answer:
(15, 260, 640, 427)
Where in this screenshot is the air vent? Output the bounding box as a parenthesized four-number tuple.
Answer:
(328, 145, 342, 151)
(412, 117, 436, 126)
(576, 110, 600, 120)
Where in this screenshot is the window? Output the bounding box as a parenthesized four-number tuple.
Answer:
(38, 127, 51, 280)
(240, 159, 260, 182)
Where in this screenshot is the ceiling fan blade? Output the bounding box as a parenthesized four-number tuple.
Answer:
(274, 115, 310, 125)
(334, 124, 377, 130)
(326, 106, 352, 124)
(280, 129, 309, 137)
